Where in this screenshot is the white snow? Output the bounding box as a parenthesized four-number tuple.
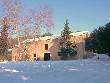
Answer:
(92, 54, 110, 61)
(40, 36, 54, 40)
(22, 31, 89, 44)
(22, 36, 54, 43)
(2, 69, 19, 73)
(8, 49, 12, 52)
(0, 55, 110, 83)
(70, 31, 89, 36)
(21, 75, 31, 81)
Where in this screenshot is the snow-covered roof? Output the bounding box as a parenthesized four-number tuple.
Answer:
(22, 36, 55, 43)
(22, 31, 89, 43)
(40, 36, 54, 40)
(22, 39, 35, 43)
(70, 31, 89, 36)
(8, 49, 12, 52)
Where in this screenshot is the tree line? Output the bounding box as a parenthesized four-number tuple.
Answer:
(85, 23, 110, 56)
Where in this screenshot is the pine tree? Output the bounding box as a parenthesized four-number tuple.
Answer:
(85, 22, 110, 56)
(0, 17, 9, 56)
(61, 19, 71, 41)
(59, 20, 77, 60)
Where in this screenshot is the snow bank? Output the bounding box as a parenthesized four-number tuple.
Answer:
(3, 69, 19, 73)
(92, 54, 110, 61)
(0, 60, 110, 83)
(0, 62, 8, 64)
(21, 75, 31, 81)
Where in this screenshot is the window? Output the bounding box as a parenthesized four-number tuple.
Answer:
(45, 44, 48, 50)
(34, 54, 36, 57)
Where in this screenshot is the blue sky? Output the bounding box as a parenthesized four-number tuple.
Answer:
(1, 0, 110, 35)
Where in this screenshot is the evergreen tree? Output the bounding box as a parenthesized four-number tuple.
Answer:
(85, 22, 110, 56)
(59, 20, 77, 60)
(61, 19, 71, 41)
(0, 17, 9, 56)
(41, 32, 53, 37)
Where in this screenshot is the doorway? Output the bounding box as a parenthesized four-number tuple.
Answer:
(44, 53, 50, 61)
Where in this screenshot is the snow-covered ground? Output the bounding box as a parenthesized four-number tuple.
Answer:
(0, 54, 110, 83)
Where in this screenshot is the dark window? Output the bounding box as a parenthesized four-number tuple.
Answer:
(45, 44, 48, 50)
(34, 54, 36, 57)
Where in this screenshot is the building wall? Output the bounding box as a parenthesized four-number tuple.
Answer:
(12, 32, 88, 61)
(27, 38, 61, 61)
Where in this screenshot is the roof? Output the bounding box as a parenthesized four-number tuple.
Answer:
(70, 31, 89, 36)
(22, 36, 54, 43)
(22, 31, 89, 43)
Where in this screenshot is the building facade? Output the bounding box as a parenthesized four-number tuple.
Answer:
(12, 31, 89, 61)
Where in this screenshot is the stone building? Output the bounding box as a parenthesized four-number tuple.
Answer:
(12, 31, 89, 61)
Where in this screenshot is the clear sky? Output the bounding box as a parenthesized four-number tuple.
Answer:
(1, 0, 110, 35)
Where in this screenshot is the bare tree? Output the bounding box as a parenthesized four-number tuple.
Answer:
(0, 1, 54, 60)
(31, 4, 54, 39)
(0, 0, 22, 46)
